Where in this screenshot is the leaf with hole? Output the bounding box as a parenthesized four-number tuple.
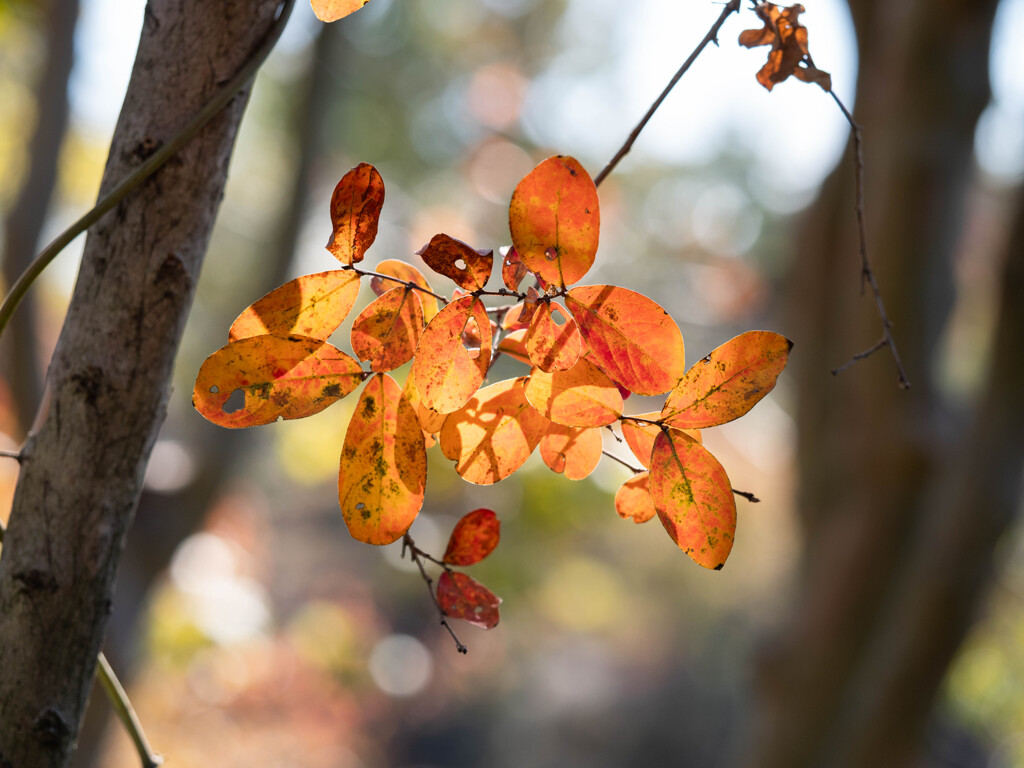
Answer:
(440, 377, 549, 484)
(524, 356, 623, 428)
(194, 335, 364, 429)
(566, 285, 686, 396)
(443, 508, 500, 565)
(661, 331, 792, 429)
(539, 423, 602, 480)
(509, 155, 599, 288)
(525, 301, 582, 372)
(649, 429, 736, 569)
(437, 571, 501, 629)
(228, 270, 361, 342)
(411, 295, 492, 413)
(326, 162, 384, 265)
(417, 233, 493, 292)
(338, 373, 426, 545)
(615, 472, 657, 524)
(350, 286, 424, 372)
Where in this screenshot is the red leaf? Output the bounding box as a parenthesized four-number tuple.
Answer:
(437, 571, 501, 629)
(660, 331, 792, 429)
(509, 156, 600, 288)
(566, 285, 686, 396)
(649, 430, 736, 569)
(501, 246, 529, 291)
(326, 163, 384, 265)
(417, 233, 493, 292)
(443, 509, 500, 565)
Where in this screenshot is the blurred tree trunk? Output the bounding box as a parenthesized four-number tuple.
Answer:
(71, 21, 346, 767)
(0, 0, 79, 437)
(746, 1, 1020, 767)
(0, 1, 280, 765)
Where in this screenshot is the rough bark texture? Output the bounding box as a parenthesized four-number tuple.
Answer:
(0, 0, 79, 437)
(746, 1, 1015, 766)
(0, 1, 279, 765)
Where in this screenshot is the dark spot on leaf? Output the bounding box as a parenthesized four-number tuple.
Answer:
(323, 383, 343, 398)
(362, 397, 376, 418)
(714, 563, 724, 571)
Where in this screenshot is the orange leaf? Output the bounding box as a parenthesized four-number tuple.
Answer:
(496, 329, 531, 366)
(371, 259, 438, 322)
(661, 331, 792, 429)
(621, 414, 700, 469)
(326, 163, 384, 265)
(539, 423, 602, 481)
(615, 472, 657, 524)
(194, 335, 364, 429)
(403, 375, 446, 436)
(410, 295, 492, 413)
(350, 286, 424, 372)
(509, 155, 599, 288)
(311, 0, 371, 22)
(739, 3, 831, 92)
(566, 285, 686, 396)
(525, 301, 582, 372)
(417, 234, 493, 292)
(501, 289, 540, 331)
(501, 246, 529, 291)
(437, 571, 501, 629)
(338, 373, 426, 545)
(649, 430, 736, 569)
(439, 377, 549, 484)
(524, 356, 622, 428)
(228, 270, 360, 342)
(443, 508, 500, 565)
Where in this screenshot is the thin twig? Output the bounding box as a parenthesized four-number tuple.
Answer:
(593, 0, 741, 187)
(347, 265, 450, 304)
(827, 90, 911, 389)
(619, 415, 662, 427)
(732, 488, 760, 503)
(604, 425, 623, 444)
(402, 535, 468, 654)
(602, 450, 644, 474)
(0, 0, 297, 344)
(0, 523, 161, 766)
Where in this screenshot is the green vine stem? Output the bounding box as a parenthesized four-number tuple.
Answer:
(0, 0, 297, 344)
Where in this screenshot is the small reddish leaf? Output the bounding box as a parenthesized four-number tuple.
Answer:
(649, 430, 736, 569)
(566, 285, 686, 396)
(311, 0, 371, 22)
(621, 414, 701, 469)
(525, 301, 582, 372)
(501, 246, 529, 291)
(411, 295, 492, 413)
(194, 335, 364, 428)
(501, 289, 540, 332)
(371, 259, 438, 322)
(524, 357, 623, 428)
(496, 329, 530, 366)
(437, 571, 501, 630)
(509, 156, 600, 288)
(327, 163, 384, 265)
(443, 508, 500, 565)
(615, 472, 657, 524)
(739, 3, 832, 92)
(439, 377, 549, 484)
(661, 331, 792, 429)
(539, 423, 602, 481)
(350, 286, 424, 372)
(339, 374, 426, 545)
(417, 234, 493, 292)
(228, 270, 360, 342)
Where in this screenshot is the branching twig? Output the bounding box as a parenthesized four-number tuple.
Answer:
(402, 534, 468, 654)
(0, 523, 161, 767)
(594, 0, 741, 187)
(345, 265, 449, 304)
(602, 450, 644, 474)
(0, 0, 297, 344)
(827, 90, 911, 389)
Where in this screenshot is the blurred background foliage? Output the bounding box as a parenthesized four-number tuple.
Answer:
(1, 0, 1023, 766)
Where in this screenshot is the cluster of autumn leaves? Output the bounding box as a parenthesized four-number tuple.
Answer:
(194, 154, 791, 585)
